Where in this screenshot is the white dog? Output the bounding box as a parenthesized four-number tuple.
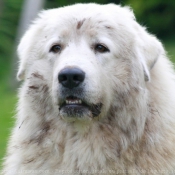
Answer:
(2, 3, 175, 175)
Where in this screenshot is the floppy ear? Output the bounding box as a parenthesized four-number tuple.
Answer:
(17, 25, 37, 81)
(139, 34, 164, 82)
(17, 10, 46, 81)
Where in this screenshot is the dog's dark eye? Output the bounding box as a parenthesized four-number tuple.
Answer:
(95, 44, 109, 53)
(50, 45, 62, 53)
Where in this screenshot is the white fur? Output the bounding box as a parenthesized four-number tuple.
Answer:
(2, 3, 175, 175)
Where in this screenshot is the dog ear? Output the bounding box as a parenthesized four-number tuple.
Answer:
(139, 34, 164, 82)
(17, 25, 35, 81)
(17, 10, 46, 81)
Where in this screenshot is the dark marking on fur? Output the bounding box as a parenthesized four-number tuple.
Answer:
(105, 26, 113, 30)
(28, 83, 52, 118)
(41, 84, 49, 93)
(77, 19, 86, 29)
(133, 87, 139, 93)
(148, 104, 160, 117)
(39, 121, 52, 143)
(32, 72, 44, 80)
(19, 120, 25, 129)
(24, 158, 35, 164)
(99, 124, 105, 131)
(29, 85, 39, 89)
(99, 123, 122, 156)
(30, 121, 52, 144)
(90, 103, 103, 117)
(42, 121, 51, 132)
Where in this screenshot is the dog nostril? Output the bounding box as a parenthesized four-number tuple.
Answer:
(59, 75, 67, 82)
(73, 74, 84, 82)
(58, 67, 85, 89)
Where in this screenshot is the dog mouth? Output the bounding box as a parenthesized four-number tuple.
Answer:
(59, 96, 103, 118)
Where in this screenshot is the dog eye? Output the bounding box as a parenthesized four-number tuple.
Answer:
(95, 44, 109, 53)
(50, 45, 62, 53)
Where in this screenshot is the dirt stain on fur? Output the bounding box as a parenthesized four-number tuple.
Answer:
(25, 121, 53, 145)
(32, 72, 44, 80)
(29, 85, 39, 89)
(77, 19, 86, 29)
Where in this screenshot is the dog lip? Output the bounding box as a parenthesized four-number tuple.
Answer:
(59, 96, 103, 117)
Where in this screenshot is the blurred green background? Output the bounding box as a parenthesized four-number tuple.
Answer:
(0, 0, 175, 168)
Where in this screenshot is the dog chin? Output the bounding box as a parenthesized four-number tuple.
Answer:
(59, 106, 93, 122)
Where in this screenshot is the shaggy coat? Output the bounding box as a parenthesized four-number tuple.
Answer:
(2, 3, 175, 175)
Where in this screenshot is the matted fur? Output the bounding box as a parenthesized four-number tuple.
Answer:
(2, 3, 175, 175)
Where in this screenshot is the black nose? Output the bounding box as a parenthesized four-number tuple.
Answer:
(58, 67, 85, 89)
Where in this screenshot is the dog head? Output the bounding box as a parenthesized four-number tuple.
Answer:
(17, 4, 164, 124)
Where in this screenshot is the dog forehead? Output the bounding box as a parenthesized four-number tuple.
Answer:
(38, 3, 135, 30)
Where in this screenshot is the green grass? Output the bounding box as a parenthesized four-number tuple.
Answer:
(0, 82, 17, 168)
(0, 39, 175, 169)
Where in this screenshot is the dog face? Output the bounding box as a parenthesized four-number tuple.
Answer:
(17, 4, 163, 123)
